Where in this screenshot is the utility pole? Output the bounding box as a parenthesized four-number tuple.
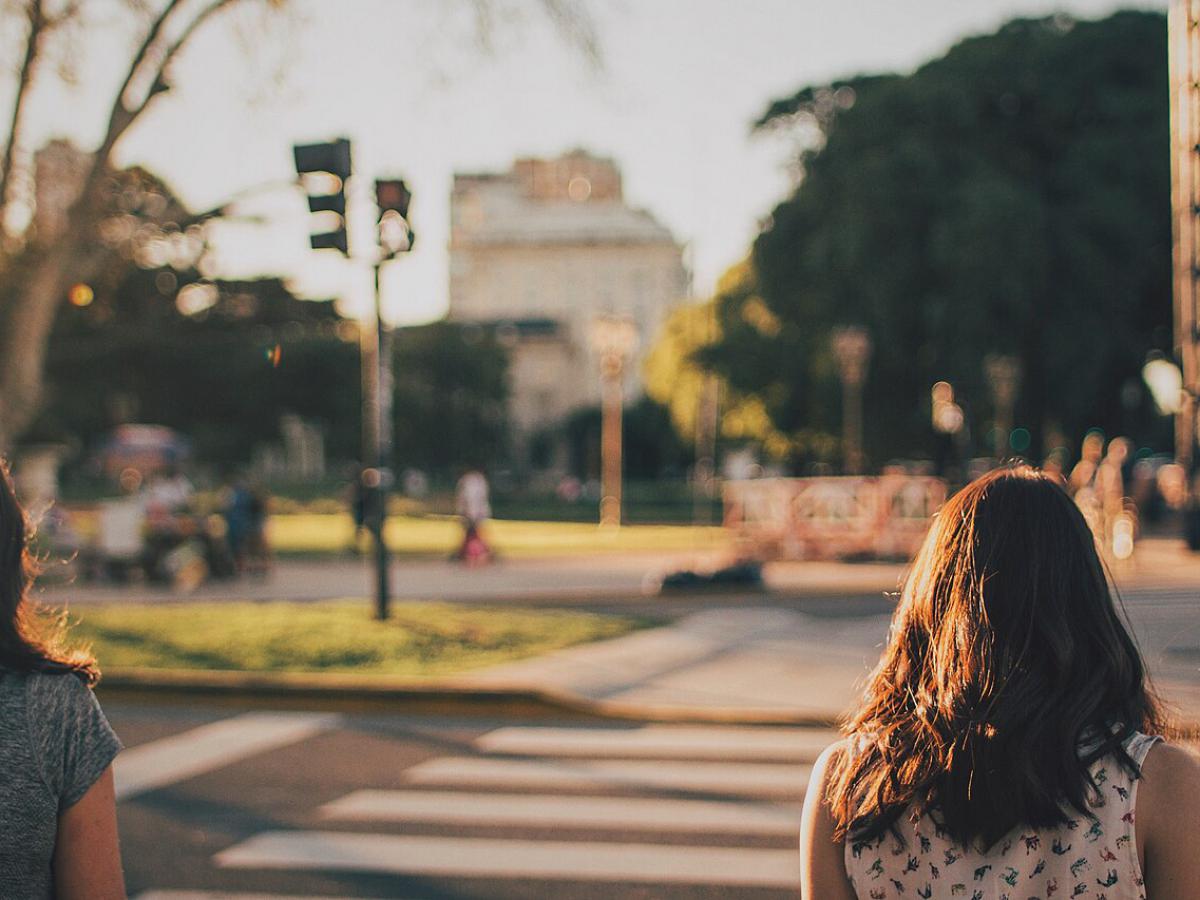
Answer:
(831, 326, 872, 475)
(590, 315, 638, 527)
(369, 178, 414, 618)
(984, 354, 1022, 463)
(372, 259, 392, 620)
(1170, 0, 1200, 547)
(692, 301, 719, 525)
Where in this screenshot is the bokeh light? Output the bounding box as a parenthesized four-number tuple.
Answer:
(69, 283, 94, 307)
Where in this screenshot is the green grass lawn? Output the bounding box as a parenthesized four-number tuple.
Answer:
(270, 514, 729, 559)
(68, 600, 648, 677)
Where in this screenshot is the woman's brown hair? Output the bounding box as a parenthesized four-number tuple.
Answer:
(829, 464, 1162, 850)
(0, 459, 97, 684)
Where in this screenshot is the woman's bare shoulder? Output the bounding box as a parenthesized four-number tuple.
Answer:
(815, 738, 852, 766)
(1138, 741, 1200, 826)
(810, 738, 853, 791)
(1141, 741, 1200, 785)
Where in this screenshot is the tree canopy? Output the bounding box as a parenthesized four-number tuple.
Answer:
(704, 11, 1171, 468)
(37, 259, 511, 475)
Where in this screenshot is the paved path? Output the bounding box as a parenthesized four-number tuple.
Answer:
(38, 535, 1200, 606)
(38, 551, 719, 606)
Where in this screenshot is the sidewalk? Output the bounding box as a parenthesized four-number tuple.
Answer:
(460, 606, 885, 724)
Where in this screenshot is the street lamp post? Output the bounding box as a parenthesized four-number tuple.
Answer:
(591, 315, 639, 527)
(985, 354, 1022, 462)
(831, 326, 872, 475)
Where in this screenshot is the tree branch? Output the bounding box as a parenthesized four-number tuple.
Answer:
(125, 0, 241, 122)
(0, 0, 47, 238)
(104, 0, 188, 145)
(82, 0, 241, 224)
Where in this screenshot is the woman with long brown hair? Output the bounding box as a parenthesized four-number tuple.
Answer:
(0, 459, 125, 898)
(800, 465, 1200, 898)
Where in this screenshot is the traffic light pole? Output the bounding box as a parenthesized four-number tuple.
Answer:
(294, 139, 413, 617)
(373, 259, 393, 620)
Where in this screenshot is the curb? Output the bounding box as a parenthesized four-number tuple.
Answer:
(95, 667, 841, 727)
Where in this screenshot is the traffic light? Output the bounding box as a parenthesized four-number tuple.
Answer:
(375, 178, 414, 256)
(293, 138, 352, 255)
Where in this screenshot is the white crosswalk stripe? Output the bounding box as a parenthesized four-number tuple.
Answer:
(115, 712, 340, 801)
(214, 831, 800, 888)
(475, 723, 838, 759)
(404, 754, 810, 796)
(320, 789, 801, 835)
(211, 721, 818, 891)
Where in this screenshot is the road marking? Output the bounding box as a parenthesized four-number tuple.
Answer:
(320, 788, 801, 835)
(215, 831, 800, 887)
(115, 712, 340, 801)
(476, 724, 837, 760)
(404, 756, 810, 797)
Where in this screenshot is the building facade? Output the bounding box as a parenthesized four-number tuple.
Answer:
(448, 150, 688, 471)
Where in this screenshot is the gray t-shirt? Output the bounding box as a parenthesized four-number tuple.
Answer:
(0, 669, 122, 899)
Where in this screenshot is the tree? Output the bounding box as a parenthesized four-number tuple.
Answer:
(390, 322, 511, 476)
(642, 264, 801, 463)
(0, 0, 292, 453)
(0, 0, 598, 454)
(706, 12, 1171, 466)
(39, 262, 360, 466)
(563, 396, 692, 482)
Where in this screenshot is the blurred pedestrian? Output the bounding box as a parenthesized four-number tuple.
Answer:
(221, 473, 254, 572)
(1098, 437, 1132, 513)
(243, 481, 271, 578)
(454, 468, 492, 565)
(145, 462, 193, 515)
(0, 459, 125, 898)
(344, 465, 368, 555)
(1068, 430, 1105, 543)
(800, 465, 1199, 898)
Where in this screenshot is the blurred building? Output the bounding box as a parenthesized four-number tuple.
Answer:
(448, 150, 688, 472)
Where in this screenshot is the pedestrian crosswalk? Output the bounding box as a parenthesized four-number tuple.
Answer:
(208, 721, 830, 893)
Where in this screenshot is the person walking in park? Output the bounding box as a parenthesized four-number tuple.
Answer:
(454, 467, 492, 565)
(0, 459, 125, 898)
(800, 465, 1200, 899)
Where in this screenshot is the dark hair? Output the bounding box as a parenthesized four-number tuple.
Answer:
(0, 459, 97, 684)
(829, 465, 1161, 850)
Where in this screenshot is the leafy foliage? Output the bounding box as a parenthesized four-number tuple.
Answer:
(39, 272, 359, 463)
(37, 264, 511, 474)
(391, 322, 511, 474)
(642, 268, 797, 460)
(709, 12, 1171, 466)
(563, 396, 693, 481)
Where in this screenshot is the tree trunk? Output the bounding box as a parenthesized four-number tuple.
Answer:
(0, 241, 79, 455)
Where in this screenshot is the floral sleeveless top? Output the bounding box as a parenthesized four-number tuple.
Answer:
(844, 732, 1160, 900)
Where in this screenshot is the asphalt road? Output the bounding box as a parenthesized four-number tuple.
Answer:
(110, 705, 826, 899)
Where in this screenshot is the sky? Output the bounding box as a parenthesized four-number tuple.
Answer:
(13, 0, 1166, 324)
